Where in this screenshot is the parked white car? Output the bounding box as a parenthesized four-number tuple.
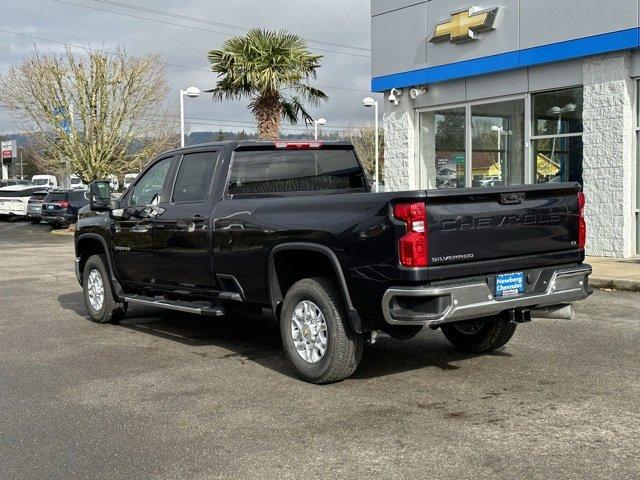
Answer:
(31, 174, 58, 188)
(107, 174, 119, 192)
(69, 175, 87, 189)
(123, 172, 139, 190)
(0, 185, 46, 218)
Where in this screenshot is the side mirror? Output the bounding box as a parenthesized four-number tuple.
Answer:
(89, 180, 111, 211)
(108, 198, 132, 220)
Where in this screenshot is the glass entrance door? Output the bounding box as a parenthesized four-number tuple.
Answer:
(471, 99, 525, 187)
(418, 98, 525, 190)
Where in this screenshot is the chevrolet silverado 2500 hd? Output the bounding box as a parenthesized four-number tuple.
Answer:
(75, 140, 591, 383)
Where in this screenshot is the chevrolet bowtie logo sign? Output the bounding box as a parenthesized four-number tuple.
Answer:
(430, 7, 500, 44)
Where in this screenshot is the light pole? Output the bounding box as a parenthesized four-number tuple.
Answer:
(180, 86, 201, 148)
(547, 103, 576, 164)
(362, 97, 379, 192)
(313, 118, 327, 140)
(490, 125, 504, 169)
(490, 125, 512, 182)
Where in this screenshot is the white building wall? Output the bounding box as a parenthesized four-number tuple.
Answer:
(382, 95, 415, 192)
(582, 53, 635, 258)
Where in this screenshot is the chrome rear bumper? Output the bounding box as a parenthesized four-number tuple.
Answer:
(382, 264, 592, 326)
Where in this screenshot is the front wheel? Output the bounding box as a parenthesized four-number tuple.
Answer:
(82, 254, 127, 324)
(280, 277, 363, 384)
(440, 314, 516, 353)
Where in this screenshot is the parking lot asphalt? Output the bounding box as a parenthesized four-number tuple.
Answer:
(0, 219, 639, 480)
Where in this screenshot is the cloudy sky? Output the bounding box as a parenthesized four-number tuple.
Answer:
(0, 0, 380, 136)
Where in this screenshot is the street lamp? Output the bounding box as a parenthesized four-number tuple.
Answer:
(313, 117, 327, 140)
(490, 125, 511, 177)
(362, 97, 379, 192)
(180, 86, 201, 148)
(547, 103, 576, 163)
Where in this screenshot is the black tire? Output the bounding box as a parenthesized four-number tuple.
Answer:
(280, 277, 363, 384)
(82, 254, 127, 324)
(440, 314, 516, 353)
(30, 217, 41, 224)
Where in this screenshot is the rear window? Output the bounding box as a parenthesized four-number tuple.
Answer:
(29, 192, 48, 201)
(172, 152, 217, 203)
(70, 191, 89, 202)
(0, 187, 44, 198)
(227, 149, 365, 195)
(44, 192, 69, 202)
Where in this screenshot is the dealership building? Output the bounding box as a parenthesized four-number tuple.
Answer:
(371, 0, 640, 258)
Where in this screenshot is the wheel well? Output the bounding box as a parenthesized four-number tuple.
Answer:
(272, 250, 342, 314)
(77, 237, 106, 277)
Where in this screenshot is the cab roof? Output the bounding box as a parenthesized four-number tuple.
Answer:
(163, 140, 354, 157)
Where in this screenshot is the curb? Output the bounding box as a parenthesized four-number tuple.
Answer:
(50, 229, 74, 237)
(590, 276, 640, 293)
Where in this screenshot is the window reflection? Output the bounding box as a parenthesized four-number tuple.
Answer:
(532, 87, 583, 184)
(472, 100, 525, 187)
(533, 88, 583, 136)
(533, 136, 583, 184)
(419, 107, 465, 189)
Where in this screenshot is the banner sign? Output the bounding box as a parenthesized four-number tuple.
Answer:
(1, 140, 16, 165)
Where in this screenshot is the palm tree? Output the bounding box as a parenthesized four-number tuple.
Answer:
(207, 29, 328, 140)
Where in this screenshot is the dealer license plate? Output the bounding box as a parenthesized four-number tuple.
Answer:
(496, 272, 525, 297)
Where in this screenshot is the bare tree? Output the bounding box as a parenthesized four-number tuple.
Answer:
(349, 124, 384, 182)
(0, 47, 178, 184)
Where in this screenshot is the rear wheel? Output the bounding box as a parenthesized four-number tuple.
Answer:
(280, 277, 363, 384)
(82, 254, 127, 324)
(441, 314, 516, 353)
(30, 217, 41, 224)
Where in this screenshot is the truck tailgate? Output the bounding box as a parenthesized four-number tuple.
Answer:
(426, 183, 582, 266)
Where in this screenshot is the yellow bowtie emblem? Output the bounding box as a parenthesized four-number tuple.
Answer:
(430, 7, 499, 44)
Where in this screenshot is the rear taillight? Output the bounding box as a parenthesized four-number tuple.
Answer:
(578, 192, 586, 249)
(57, 200, 70, 209)
(393, 201, 428, 267)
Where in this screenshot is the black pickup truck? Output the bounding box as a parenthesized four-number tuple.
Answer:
(75, 140, 592, 383)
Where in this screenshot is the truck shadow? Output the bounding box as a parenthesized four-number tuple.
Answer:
(57, 291, 510, 380)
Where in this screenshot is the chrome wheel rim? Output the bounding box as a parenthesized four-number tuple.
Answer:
(291, 300, 328, 364)
(87, 268, 105, 311)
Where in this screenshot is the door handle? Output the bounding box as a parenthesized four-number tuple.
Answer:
(131, 225, 149, 233)
(190, 215, 207, 223)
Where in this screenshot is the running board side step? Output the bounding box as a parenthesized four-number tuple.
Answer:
(123, 295, 225, 316)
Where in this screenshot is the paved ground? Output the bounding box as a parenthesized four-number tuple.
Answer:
(1, 219, 639, 480)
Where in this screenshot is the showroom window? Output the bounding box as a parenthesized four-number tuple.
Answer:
(417, 87, 584, 190)
(418, 107, 466, 189)
(531, 87, 584, 184)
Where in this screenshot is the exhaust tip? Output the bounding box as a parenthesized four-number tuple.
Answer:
(531, 304, 575, 320)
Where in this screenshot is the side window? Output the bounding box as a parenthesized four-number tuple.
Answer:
(227, 149, 365, 195)
(172, 152, 217, 203)
(131, 157, 172, 206)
